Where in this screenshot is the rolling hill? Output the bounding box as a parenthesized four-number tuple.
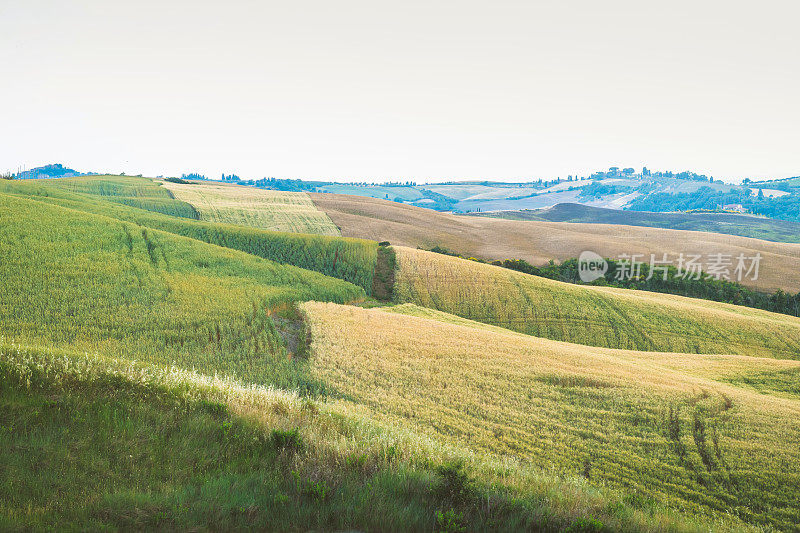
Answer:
(50, 174, 200, 219)
(161, 179, 341, 235)
(245, 170, 800, 221)
(391, 246, 800, 358)
(2, 338, 723, 532)
(311, 193, 800, 293)
(301, 301, 800, 530)
(0, 191, 364, 388)
(0, 177, 721, 532)
(0, 178, 378, 293)
(482, 203, 800, 243)
(5, 174, 800, 531)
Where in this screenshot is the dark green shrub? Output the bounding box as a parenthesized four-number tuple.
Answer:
(300, 479, 329, 502)
(435, 508, 466, 533)
(271, 428, 305, 454)
(565, 516, 607, 533)
(434, 461, 474, 507)
(197, 399, 227, 419)
(164, 177, 193, 184)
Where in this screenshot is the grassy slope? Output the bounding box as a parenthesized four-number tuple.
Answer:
(302, 301, 800, 530)
(0, 342, 723, 533)
(162, 180, 341, 236)
(0, 192, 363, 387)
(392, 246, 800, 359)
(3, 178, 799, 530)
(310, 193, 800, 292)
(478, 203, 800, 244)
(0, 185, 709, 532)
(51, 175, 200, 219)
(0, 178, 378, 293)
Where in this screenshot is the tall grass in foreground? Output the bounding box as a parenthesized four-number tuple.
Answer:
(0, 193, 364, 388)
(0, 341, 742, 532)
(302, 301, 800, 530)
(393, 246, 800, 359)
(0, 179, 379, 293)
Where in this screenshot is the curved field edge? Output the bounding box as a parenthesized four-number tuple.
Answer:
(300, 301, 800, 530)
(0, 341, 747, 533)
(392, 246, 800, 359)
(310, 193, 800, 293)
(0, 192, 364, 387)
(40, 174, 201, 219)
(161, 180, 341, 236)
(0, 180, 378, 294)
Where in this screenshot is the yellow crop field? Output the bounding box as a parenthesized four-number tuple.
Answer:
(392, 246, 800, 358)
(3, 339, 731, 532)
(164, 180, 340, 235)
(301, 301, 800, 530)
(311, 193, 800, 292)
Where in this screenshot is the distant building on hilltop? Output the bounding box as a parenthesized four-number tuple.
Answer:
(723, 203, 747, 213)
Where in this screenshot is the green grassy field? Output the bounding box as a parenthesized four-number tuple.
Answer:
(0, 178, 379, 293)
(1, 339, 744, 532)
(162, 180, 341, 235)
(4, 175, 800, 531)
(51, 175, 200, 219)
(393, 246, 800, 359)
(0, 192, 364, 388)
(302, 301, 800, 530)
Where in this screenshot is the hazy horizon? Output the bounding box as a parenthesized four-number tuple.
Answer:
(2, 0, 798, 183)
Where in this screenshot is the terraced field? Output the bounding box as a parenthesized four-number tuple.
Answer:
(163, 180, 340, 235)
(311, 193, 800, 292)
(392, 246, 800, 358)
(302, 301, 800, 530)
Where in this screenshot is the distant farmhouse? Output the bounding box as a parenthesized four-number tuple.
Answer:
(723, 203, 748, 213)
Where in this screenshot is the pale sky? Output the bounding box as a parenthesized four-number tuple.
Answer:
(1, 0, 798, 182)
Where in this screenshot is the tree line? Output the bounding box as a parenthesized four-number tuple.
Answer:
(628, 186, 800, 221)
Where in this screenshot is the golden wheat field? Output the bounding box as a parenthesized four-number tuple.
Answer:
(391, 246, 800, 358)
(301, 301, 800, 530)
(310, 193, 800, 292)
(163, 180, 340, 235)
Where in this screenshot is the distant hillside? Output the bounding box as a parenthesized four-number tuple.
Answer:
(478, 203, 800, 243)
(161, 179, 341, 236)
(391, 246, 800, 358)
(248, 168, 800, 221)
(310, 193, 800, 292)
(13, 163, 83, 180)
